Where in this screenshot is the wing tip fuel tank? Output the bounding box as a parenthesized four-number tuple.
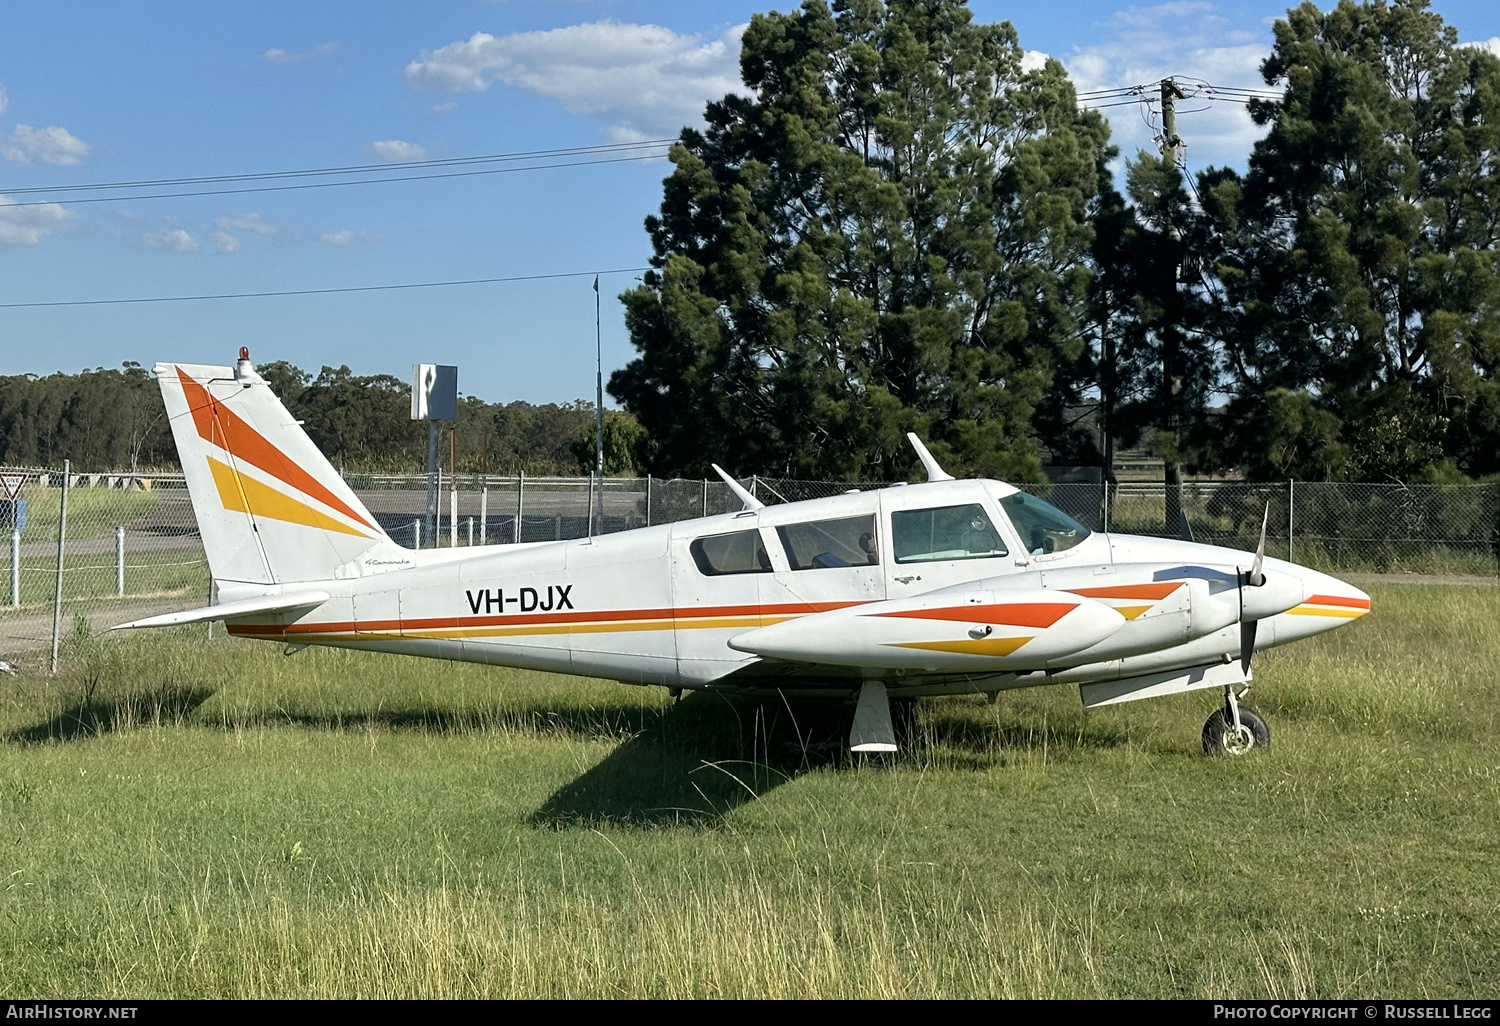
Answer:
(728, 590, 1127, 671)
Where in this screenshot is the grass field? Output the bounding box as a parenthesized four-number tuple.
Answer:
(11, 487, 162, 543)
(3, 549, 209, 609)
(0, 583, 1497, 998)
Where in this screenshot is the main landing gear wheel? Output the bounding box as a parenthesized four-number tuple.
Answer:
(1202, 706, 1270, 756)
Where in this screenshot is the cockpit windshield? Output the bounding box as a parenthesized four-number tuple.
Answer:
(999, 492, 1090, 556)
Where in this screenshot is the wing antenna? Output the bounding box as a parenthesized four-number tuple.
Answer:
(906, 433, 955, 482)
(712, 464, 764, 510)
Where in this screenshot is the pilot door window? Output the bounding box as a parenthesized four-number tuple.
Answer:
(690, 529, 773, 576)
(999, 492, 1091, 556)
(890, 503, 1008, 563)
(775, 515, 878, 570)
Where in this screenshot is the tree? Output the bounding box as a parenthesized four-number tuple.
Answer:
(1216, 0, 1500, 481)
(611, 0, 1112, 481)
(569, 410, 649, 476)
(1091, 150, 1226, 527)
(0, 364, 175, 469)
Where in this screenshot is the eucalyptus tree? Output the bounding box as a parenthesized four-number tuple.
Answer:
(611, 0, 1112, 480)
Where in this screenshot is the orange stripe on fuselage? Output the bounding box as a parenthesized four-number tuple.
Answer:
(223, 600, 863, 638)
(178, 367, 378, 533)
(870, 602, 1075, 629)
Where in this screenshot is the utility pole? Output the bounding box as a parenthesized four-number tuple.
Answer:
(593, 275, 604, 538)
(1159, 77, 1189, 539)
(1160, 78, 1186, 171)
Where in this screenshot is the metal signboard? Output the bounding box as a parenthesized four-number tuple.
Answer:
(0, 473, 24, 501)
(411, 364, 458, 421)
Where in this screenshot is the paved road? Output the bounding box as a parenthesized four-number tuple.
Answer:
(0, 596, 205, 660)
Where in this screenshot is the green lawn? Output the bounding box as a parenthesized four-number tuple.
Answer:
(0, 583, 1496, 998)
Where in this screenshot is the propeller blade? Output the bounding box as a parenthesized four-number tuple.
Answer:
(1240, 618, 1257, 675)
(1249, 504, 1269, 587)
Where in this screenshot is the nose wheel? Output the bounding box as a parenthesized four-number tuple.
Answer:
(1202, 684, 1270, 756)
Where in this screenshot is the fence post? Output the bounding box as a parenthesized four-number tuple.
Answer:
(467, 516, 474, 546)
(587, 472, 596, 540)
(701, 479, 708, 518)
(1494, 480, 1500, 578)
(516, 471, 525, 544)
(116, 525, 125, 595)
(50, 459, 69, 675)
(9, 529, 18, 607)
(449, 480, 458, 549)
(646, 476, 652, 527)
(1288, 479, 1295, 563)
(412, 518, 421, 549)
(480, 482, 488, 544)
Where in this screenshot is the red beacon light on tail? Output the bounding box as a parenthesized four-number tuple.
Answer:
(233, 347, 263, 384)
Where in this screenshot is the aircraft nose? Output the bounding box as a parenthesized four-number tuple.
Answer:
(1278, 568, 1371, 633)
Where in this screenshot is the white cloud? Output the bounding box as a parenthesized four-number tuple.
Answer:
(4, 124, 91, 166)
(370, 139, 427, 162)
(1061, 2, 1272, 171)
(403, 21, 746, 137)
(1021, 50, 1049, 73)
(319, 230, 383, 245)
(210, 230, 241, 254)
(216, 213, 280, 235)
(0, 194, 72, 248)
(141, 229, 198, 252)
(429, 101, 459, 116)
(1466, 37, 1500, 58)
(264, 43, 335, 64)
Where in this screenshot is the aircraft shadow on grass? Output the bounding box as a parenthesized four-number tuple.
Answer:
(5, 683, 215, 744)
(525, 693, 1134, 828)
(529, 690, 860, 829)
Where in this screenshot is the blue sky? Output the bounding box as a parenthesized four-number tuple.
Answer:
(2, 0, 1497, 405)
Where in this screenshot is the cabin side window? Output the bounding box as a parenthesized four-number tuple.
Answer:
(999, 492, 1090, 555)
(689, 529, 772, 576)
(776, 515, 878, 570)
(890, 503, 1008, 564)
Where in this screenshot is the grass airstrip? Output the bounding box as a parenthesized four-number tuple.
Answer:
(0, 583, 1496, 998)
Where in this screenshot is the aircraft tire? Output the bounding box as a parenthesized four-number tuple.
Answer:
(1201, 706, 1270, 756)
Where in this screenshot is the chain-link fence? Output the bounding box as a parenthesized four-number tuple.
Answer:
(1037, 480, 1498, 577)
(4, 465, 1496, 659)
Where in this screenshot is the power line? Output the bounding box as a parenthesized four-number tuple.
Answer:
(0, 267, 652, 309)
(1, 151, 672, 209)
(1076, 79, 1285, 122)
(1, 139, 677, 196)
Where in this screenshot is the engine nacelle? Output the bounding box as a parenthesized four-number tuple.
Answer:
(948, 563, 1308, 668)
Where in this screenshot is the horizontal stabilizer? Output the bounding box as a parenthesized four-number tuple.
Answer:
(111, 591, 331, 631)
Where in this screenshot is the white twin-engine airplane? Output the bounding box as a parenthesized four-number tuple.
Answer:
(116, 351, 1371, 756)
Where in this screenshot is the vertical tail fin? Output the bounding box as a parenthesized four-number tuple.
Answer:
(157, 356, 399, 586)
